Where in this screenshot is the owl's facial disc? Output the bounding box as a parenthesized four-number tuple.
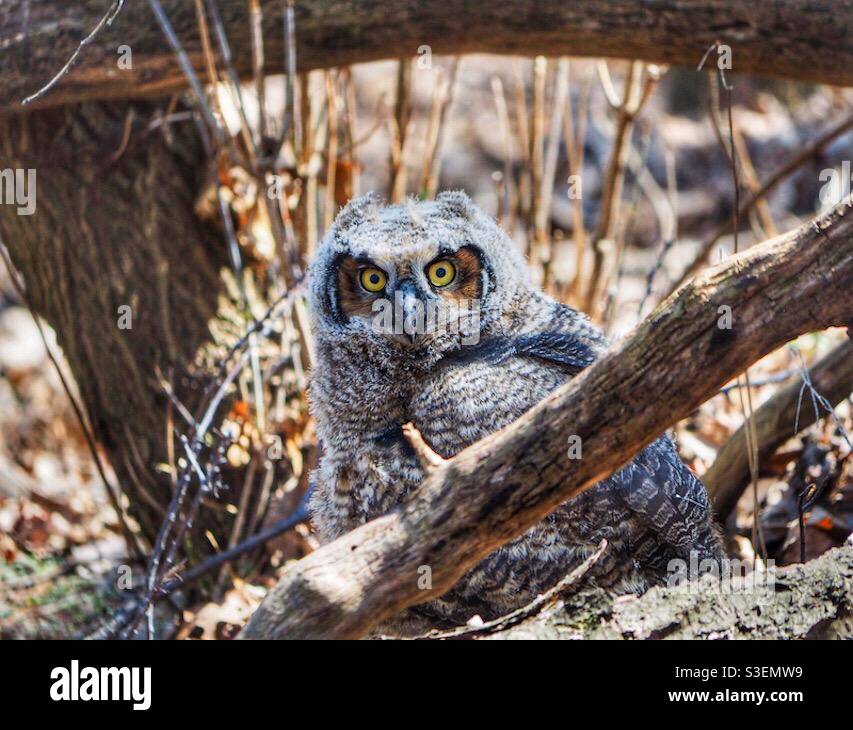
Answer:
(334, 246, 485, 354)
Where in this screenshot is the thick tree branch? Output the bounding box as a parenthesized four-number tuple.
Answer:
(489, 544, 853, 640)
(706, 340, 853, 521)
(2, 1, 852, 111)
(240, 196, 853, 640)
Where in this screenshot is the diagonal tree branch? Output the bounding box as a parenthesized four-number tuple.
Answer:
(240, 195, 853, 640)
(2, 0, 853, 110)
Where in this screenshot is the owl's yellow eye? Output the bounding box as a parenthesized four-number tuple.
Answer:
(359, 267, 387, 293)
(427, 259, 456, 287)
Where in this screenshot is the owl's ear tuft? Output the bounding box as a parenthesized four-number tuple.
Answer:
(435, 189, 475, 220)
(333, 192, 381, 232)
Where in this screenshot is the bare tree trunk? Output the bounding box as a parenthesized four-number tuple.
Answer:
(0, 101, 238, 545)
(240, 198, 853, 640)
(2, 0, 852, 110)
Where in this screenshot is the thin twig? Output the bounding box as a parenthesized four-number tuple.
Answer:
(280, 0, 300, 153)
(706, 72, 777, 239)
(147, 0, 221, 148)
(528, 56, 547, 255)
(420, 59, 460, 198)
(135, 464, 193, 638)
(90, 496, 309, 640)
(791, 346, 852, 449)
(203, 0, 258, 163)
(719, 368, 798, 393)
(22, 0, 126, 105)
(415, 540, 607, 640)
(666, 111, 853, 296)
(512, 59, 532, 226)
(324, 70, 339, 228)
(717, 71, 766, 560)
(539, 59, 570, 287)
(637, 142, 677, 318)
(340, 68, 361, 196)
(388, 59, 413, 203)
(602, 120, 656, 328)
(248, 0, 267, 143)
(585, 61, 645, 316)
(161, 493, 310, 596)
(565, 63, 593, 301)
(490, 75, 516, 231)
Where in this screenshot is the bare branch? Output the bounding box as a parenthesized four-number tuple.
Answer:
(6, 1, 853, 111)
(20, 0, 126, 105)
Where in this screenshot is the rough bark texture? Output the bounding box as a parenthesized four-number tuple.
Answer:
(2, 0, 852, 110)
(488, 544, 853, 640)
(706, 340, 853, 521)
(0, 101, 235, 544)
(240, 197, 853, 640)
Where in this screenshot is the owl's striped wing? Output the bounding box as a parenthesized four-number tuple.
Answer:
(441, 331, 596, 373)
(513, 332, 597, 371)
(607, 438, 721, 568)
(506, 329, 722, 567)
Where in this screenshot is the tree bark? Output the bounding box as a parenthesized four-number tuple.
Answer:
(486, 544, 853, 640)
(705, 340, 853, 521)
(2, 0, 852, 110)
(0, 101, 235, 545)
(240, 196, 853, 640)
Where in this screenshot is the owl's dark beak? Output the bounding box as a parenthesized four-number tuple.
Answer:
(395, 277, 426, 346)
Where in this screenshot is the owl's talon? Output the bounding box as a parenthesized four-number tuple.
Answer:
(402, 422, 446, 472)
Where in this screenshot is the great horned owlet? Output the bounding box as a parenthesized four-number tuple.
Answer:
(307, 190, 723, 632)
